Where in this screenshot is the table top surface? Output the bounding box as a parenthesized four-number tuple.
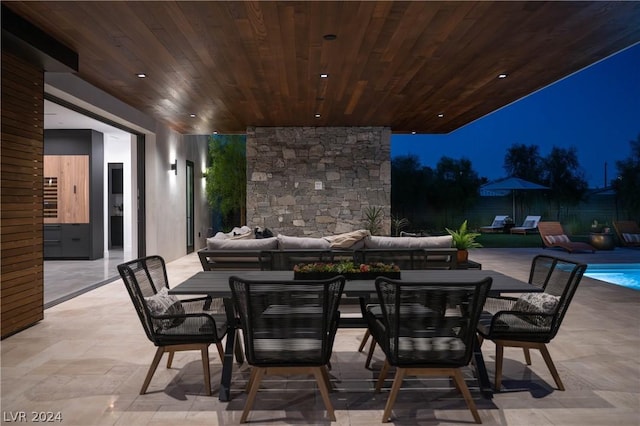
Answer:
(170, 269, 539, 297)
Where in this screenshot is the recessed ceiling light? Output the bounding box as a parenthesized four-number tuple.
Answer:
(189, 113, 196, 118)
(323, 34, 337, 41)
(136, 73, 147, 78)
(498, 73, 508, 79)
(315, 113, 321, 118)
(320, 73, 328, 78)
(213, 131, 218, 134)
(438, 113, 444, 118)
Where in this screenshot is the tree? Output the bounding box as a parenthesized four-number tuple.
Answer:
(613, 133, 640, 218)
(391, 155, 432, 222)
(205, 134, 246, 228)
(503, 143, 544, 182)
(431, 157, 482, 223)
(541, 146, 588, 220)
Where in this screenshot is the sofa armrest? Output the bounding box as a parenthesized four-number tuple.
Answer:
(197, 249, 265, 271)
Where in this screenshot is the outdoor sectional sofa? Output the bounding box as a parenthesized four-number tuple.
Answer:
(197, 228, 461, 271)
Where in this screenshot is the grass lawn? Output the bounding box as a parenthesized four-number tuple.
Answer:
(476, 232, 543, 248)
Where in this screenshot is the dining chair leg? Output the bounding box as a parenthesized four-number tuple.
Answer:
(201, 345, 212, 396)
(216, 341, 225, 362)
(166, 350, 175, 368)
(375, 359, 391, 392)
(358, 330, 371, 352)
(312, 367, 336, 421)
(245, 367, 259, 393)
(538, 343, 565, 391)
(320, 365, 334, 391)
(141, 347, 165, 394)
(365, 339, 377, 369)
(381, 367, 406, 423)
(523, 348, 532, 365)
(241, 367, 265, 423)
(452, 368, 481, 424)
(494, 343, 504, 391)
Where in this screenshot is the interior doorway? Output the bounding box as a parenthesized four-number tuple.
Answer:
(108, 163, 123, 249)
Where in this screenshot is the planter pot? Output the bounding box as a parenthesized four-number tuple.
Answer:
(456, 249, 469, 263)
(589, 233, 615, 250)
(294, 271, 401, 281)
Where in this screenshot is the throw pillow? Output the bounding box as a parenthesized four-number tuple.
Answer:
(545, 234, 569, 244)
(144, 287, 186, 330)
(512, 292, 559, 327)
(623, 233, 640, 243)
(522, 220, 536, 228)
(323, 229, 370, 248)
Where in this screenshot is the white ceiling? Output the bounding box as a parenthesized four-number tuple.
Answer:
(44, 100, 131, 141)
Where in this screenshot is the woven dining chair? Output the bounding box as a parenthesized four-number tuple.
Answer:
(229, 275, 345, 423)
(477, 254, 587, 391)
(366, 276, 492, 423)
(118, 255, 231, 395)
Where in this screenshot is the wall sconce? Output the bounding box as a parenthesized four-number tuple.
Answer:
(170, 159, 177, 175)
(202, 171, 208, 179)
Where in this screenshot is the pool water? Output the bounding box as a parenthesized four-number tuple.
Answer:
(585, 263, 640, 291)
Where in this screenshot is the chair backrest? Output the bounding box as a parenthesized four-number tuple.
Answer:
(229, 276, 346, 366)
(520, 215, 541, 227)
(527, 254, 586, 339)
(374, 277, 492, 367)
(117, 255, 169, 343)
(491, 215, 508, 226)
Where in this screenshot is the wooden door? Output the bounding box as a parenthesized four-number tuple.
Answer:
(44, 155, 89, 224)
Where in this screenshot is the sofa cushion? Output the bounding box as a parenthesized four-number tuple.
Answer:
(323, 229, 370, 248)
(364, 235, 453, 249)
(206, 237, 278, 250)
(277, 234, 331, 249)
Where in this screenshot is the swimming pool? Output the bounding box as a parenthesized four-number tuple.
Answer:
(584, 263, 640, 291)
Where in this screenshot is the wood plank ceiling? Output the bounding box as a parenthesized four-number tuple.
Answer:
(5, 1, 640, 135)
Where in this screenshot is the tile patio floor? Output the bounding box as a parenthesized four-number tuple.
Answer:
(2, 247, 639, 425)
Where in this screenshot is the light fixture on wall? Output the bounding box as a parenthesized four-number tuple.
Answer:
(170, 159, 177, 175)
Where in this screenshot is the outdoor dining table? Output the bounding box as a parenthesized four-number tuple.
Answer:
(169, 269, 541, 402)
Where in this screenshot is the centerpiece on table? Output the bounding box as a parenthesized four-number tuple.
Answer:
(293, 261, 400, 280)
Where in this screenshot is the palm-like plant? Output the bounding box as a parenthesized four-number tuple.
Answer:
(445, 220, 482, 250)
(362, 206, 384, 235)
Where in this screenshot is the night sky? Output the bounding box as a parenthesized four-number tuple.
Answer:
(391, 43, 640, 189)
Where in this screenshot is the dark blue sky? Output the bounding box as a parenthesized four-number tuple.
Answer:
(391, 43, 640, 189)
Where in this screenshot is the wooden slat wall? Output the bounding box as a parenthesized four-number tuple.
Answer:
(1, 51, 45, 338)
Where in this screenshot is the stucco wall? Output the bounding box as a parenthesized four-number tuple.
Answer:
(246, 126, 391, 236)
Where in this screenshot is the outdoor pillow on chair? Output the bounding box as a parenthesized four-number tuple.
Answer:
(545, 234, 570, 244)
(512, 292, 559, 327)
(623, 233, 640, 243)
(144, 287, 186, 330)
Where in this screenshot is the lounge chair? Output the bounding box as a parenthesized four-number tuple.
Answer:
(538, 221, 595, 253)
(480, 215, 509, 233)
(510, 215, 541, 235)
(613, 220, 640, 247)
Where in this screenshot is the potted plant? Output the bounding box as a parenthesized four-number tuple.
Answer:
(445, 220, 482, 263)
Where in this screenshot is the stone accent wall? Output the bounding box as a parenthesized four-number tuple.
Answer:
(246, 127, 391, 236)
